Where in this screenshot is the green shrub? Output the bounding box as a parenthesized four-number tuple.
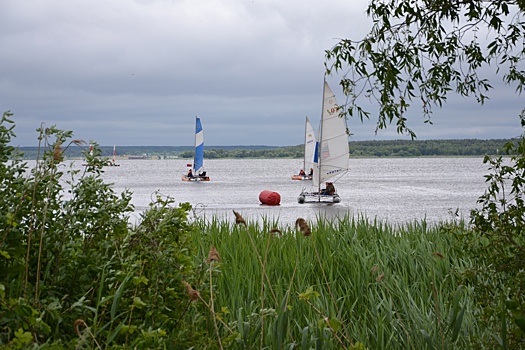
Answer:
(0, 112, 213, 348)
(466, 110, 525, 348)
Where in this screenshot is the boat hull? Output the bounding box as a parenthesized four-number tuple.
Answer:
(297, 191, 341, 204)
(291, 175, 312, 181)
(181, 175, 210, 182)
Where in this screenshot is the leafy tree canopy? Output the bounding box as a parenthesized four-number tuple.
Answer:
(326, 0, 525, 138)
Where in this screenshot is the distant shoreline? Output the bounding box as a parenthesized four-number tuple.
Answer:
(12, 138, 516, 160)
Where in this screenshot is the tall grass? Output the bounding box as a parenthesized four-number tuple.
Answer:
(191, 214, 478, 349)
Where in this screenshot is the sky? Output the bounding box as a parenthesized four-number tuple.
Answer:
(1, 0, 523, 147)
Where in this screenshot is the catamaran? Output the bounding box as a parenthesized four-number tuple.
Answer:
(298, 80, 349, 203)
(292, 116, 316, 180)
(182, 116, 210, 181)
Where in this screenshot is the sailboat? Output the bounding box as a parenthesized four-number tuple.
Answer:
(107, 145, 120, 166)
(291, 116, 316, 180)
(182, 116, 210, 181)
(81, 144, 94, 166)
(298, 80, 349, 203)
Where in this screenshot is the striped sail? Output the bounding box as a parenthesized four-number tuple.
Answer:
(194, 117, 204, 174)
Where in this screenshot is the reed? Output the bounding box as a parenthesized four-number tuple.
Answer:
(191, 213, 478, 349)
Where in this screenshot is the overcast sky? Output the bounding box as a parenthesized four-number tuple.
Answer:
(1, 0, 523, 147)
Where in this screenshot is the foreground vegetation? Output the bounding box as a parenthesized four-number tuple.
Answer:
(192, 216, 477, 349)
(1, 110, 524, 348)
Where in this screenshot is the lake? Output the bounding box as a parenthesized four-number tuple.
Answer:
(70, 157, 491, 228)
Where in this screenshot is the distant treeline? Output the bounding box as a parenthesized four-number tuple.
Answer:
(15, 138, 515, 160)
(348, 138, 514, 157)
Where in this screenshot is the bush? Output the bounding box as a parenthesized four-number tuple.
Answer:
(466, 110, 525, 348)
(0, 112, 213, 348)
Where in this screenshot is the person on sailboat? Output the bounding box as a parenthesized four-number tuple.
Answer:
(321, 182, 336, 195)
(308, 168, 313, 176)
(299, 169, 306, 176)
(187, 169, 194, 178)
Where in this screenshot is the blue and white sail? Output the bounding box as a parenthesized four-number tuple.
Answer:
(193, 117, 204, 174)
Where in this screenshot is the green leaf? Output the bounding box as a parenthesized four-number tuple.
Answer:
(132, 296, 147, 308)
(111, 272, 133, 320)
(0, 250, 10, 260)
(298, 286, 320, 301)
(13, 328, 33, 347)
(515, 315, 525, 333)
(327, 317, 342, 333)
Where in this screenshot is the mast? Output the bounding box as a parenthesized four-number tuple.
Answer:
(193, 116, 197, 173)
(302, 117, 307, 172)
(317, 79, 326, 201)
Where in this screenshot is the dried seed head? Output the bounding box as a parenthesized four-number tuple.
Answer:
(270, 228, 281, 236)
(371, 265, 379, 273)
(233, 210, 247, 227)
(74, 319, 87, 337)
(376, 273, 385, 283)
(182, 281, 200, 301)
(207, 245, 221, 263)
(295, 218, 311, 237)
(432, 251, 445, 259)
(53, 140, 63, 162)
(72, 139, 86, 146)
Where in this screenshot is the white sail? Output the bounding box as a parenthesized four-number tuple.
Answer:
(303, 116, 316, 174)
(313, 81, 349, 188)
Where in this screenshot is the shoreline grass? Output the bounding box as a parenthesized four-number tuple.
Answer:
(188, 214, 479, 349)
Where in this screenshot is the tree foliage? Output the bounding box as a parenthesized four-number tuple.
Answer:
(326, 0, 525, 138)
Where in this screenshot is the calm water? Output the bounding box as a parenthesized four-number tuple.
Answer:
(66, 157, 491, 228)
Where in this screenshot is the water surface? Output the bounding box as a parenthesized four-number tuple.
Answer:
(79, 157, 490, 227)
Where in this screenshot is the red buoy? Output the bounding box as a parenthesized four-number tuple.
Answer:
(259, 190, 281, 206)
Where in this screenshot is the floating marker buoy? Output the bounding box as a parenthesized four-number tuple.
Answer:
(259, 190, 281, 206)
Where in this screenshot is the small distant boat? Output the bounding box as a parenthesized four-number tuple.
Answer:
(81, 144, 94, 166)
(292, 116, 316, 180)
(298, 80, 349, 204)
(182, 116, 210, 181)
(107, 145, 120, 167)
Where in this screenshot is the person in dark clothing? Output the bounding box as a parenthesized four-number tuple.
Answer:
(321, 182, 335, 195)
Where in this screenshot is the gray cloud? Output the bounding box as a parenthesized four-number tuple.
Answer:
(1, 0, 523, 146)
